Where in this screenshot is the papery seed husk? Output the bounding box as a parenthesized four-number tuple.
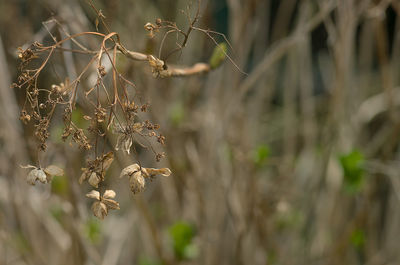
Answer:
(27, 168, 41, 185)
(142, 167, 171, 178)
(79, 169, 90, 184)
(88, 172, 101, 188)
(31, 168, 47, 184)
(119, 164, 140, 178)
(103, 190, 116, 199)
(86, 190, 101, 200)
(92, 201, 108, 220)
(44, 165, 64, 182)
(102, 198, 120, 210)
(101, 152, 114, 170)
(129, 171, 145, 194)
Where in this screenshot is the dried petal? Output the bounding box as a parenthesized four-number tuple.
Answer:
(132, 122, 143, 132)
(129, 171, 145, 194)
(44, 165, 64, 182)
(27, 168, 41, 185)
(27, 168, 47, 185)
(92, 201, 108, 220)
(115, 135, 132, 154)
(86, 190, 101, 200)
(101, 152, 114, 170)
(44, 165, 64, 176)
(79, 169, 90, 184)
(143, 167, 171, 178)
(88, 172, 101, 188)
(102, 198, 120, 210)
(103, 189, 116, 199)
(119, 164, 140, 178)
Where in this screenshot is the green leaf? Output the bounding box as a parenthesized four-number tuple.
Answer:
(209, 42, 228, 69)
(51, 174, 68, 196)
(350, 228, 365, 249)
(253, 144, 270, 166)
(168, 221, 196, 260)
(169, 102, 184, 126)
(138, 256, 162, 265)
(12, 232, 31, 254)
(339, 150, 365, 193)
(84, 218, 102, 244)
(71, 107, 89, 128)
(49, 204, 64, 223)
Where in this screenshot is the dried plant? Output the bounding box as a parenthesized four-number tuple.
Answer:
(14, 0, 230, 220)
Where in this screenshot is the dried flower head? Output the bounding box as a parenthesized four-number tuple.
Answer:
(119, 163, 171, 194)
(22, 164, 65, 185)
(19, 110, 31, 124)
(86, 189, 120, 220)
(79, 152, 114, 187)
(144, 22, 159, 38)
(148, 55, 165, 77)
(113, 121, 144, 154)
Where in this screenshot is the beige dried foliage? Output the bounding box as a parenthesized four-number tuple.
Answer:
(43, 165, 64, 182)
(79, 152, 114, 187)
(86, 190, 100, 200)
(86, 189, 120, 220)
(23, 164, 65, 185)
(88, 172, 101, 188)
(148, 55, 165, 77)
(27, 168, 47, 185)
(92, 201, 108, 220)
(119, 164, 171, 194)
(142, 167, 171, 178)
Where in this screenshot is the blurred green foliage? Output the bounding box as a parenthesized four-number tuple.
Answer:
(51, 174, 68, 196)
(12, 232, 31, 255)
(49, 204, 64, 223)
(339, 150, 365, 193)
(209, 42, 227, 69)
(84, 218, 102, 244)
(253, 144, 270, 167)
(71, 107, 89, 129)
(275, 209, 303, 231)
(168, 221, 197, 260)
(350, 228, 366, 249)
(138, 256, 162, 265)
(169, 102, 185, 127)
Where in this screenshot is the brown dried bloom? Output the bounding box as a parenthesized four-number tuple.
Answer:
(119, 164, 171, 194)
(86, 190, 120, 220)
(148, 55, 165, 77)
(22, 165, 65, 185)
(79, 152, 114, 187)
(113, 121, 144, 154)
(144, 22, 159, 38)
(19, 110, 31, 124)
(17, 47, 38, 66)
(51, 78, 70, 96)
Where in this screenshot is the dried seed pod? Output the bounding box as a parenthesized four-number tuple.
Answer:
(88, 172, 101, 188)
(103, 190, 116, 199)
(86, 190, 120, 220)
(129, 171, 145, 194)
(27, 168, 47, 185)
(86, 190, 100, 200)
(119, 164, 140, 179)
(142, 167, 171, 178)
(44, 165, 64, 182)
(120, 164, 171, 194)
(92, 201, 108, 220)
(23, 164, 63, 185)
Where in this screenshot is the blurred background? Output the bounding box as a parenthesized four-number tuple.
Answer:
(1, 0, 400, 264)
